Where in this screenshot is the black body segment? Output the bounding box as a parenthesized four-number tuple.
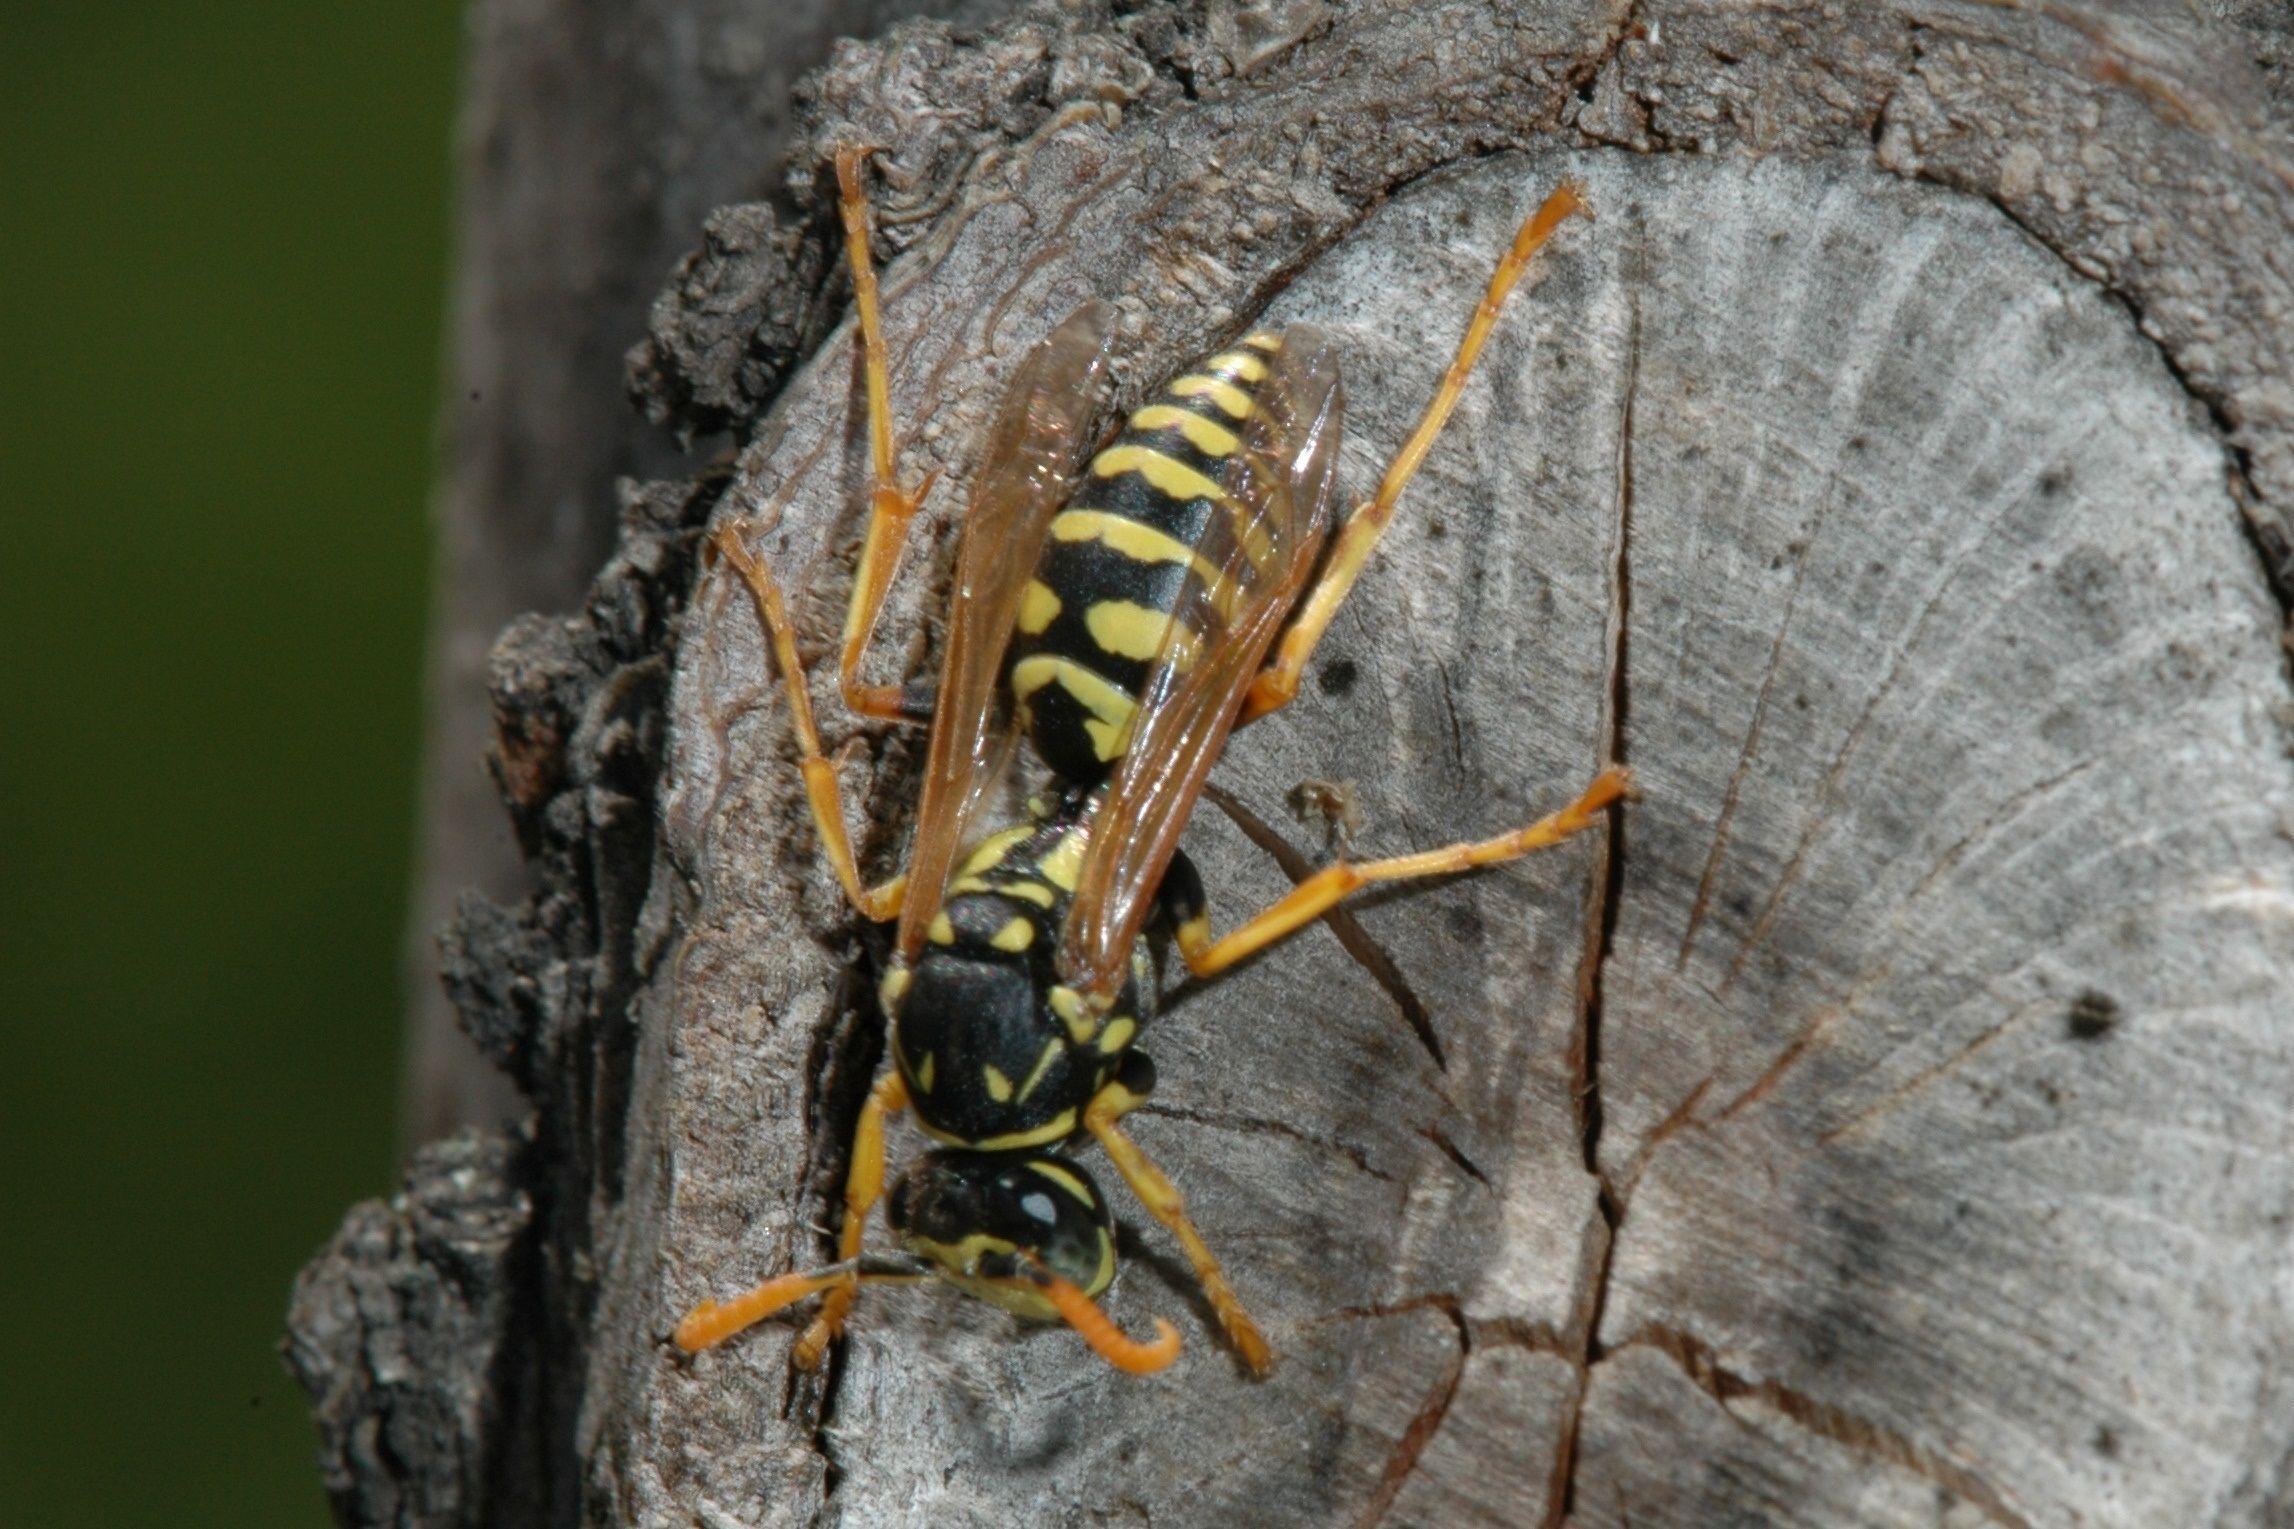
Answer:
(888, 805, 1155, 1152)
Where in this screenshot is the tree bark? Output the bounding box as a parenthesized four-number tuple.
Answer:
(403, 0, 1010, 1143)
(298, 2, 2294, 1525)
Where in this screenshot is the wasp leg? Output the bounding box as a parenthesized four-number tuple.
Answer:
(833, 146, 941, 724)
(1084, 1078, 1274, 1376)
(794, 1070, 911, 1368)
(1177, 766, 1628, 980)
(676, 1268, 853, 1355)
(710, 527, 908, 922)
(1243, 182, 1587, 723)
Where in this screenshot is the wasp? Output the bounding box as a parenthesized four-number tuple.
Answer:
(675, 149, 1625, 1377)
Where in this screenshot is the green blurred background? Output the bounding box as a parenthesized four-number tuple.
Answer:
(2, 3, 462, 1521)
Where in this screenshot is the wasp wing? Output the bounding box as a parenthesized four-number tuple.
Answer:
(1056, 327, 1344, 997)
(896, 303, 1114, 960)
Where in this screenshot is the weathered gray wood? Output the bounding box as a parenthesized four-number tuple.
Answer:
(299, 2, 2294, 1524)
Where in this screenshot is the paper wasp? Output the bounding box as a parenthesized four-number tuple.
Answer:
(675, 149, 1624, 1377)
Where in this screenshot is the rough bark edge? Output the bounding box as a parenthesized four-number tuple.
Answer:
(284, 1130, 539, 1525)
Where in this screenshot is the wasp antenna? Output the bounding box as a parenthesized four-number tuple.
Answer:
(1023, 1267, 1182, 1375)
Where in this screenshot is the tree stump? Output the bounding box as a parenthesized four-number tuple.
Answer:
(292, 3, 2294, 1524)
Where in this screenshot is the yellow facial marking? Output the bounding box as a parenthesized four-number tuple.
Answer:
(1088, 1226, 1116, 1294)
(1000, 880, 1056, 908)
(990, 916, 1035, 953)
(1015, 1038, 1064, 1101)
(921, 1231, 1016, 1277)
(1025, 1159, 1095, 1204)
(1208, 350, 1270, 382)
(915, 1050, 936, 1094)
(923, 1109, 1079, 1153)
(1096, 1015, 1137, 1055)
(1048, 984, 1098, 1044)
(1017, 578, 1061, 634)
(928, 911, 956, 945)
(1085, 599, 1187, 663)
(1128, 403, 1239, 457)
(1091, 443, 1229, 505)
(1169, 373, 1254, 420)
(983, 1065, 1014, 1103)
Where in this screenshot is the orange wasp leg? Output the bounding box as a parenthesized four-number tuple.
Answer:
(709, 527, 907, 923)
(669, 1073, 910, 1363)
(792, 1070, 910, 1368)
(711, 529, 908, 921)
(1243, 181, 1589, 724)
(1177, 766, 1630, 980)
(833, 145, 941, 724)
(1083, 1080, 1274, 1376)
(675, 1269, 854, 1355)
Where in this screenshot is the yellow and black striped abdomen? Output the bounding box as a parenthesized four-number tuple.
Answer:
(1006, 333, 1283, 784)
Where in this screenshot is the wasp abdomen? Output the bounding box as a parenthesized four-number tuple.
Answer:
(1007, 334, 1284, 784)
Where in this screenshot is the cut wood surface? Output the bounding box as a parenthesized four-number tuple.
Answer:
(293, 3, 2294, 1525)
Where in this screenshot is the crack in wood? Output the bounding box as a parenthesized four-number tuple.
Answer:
(1612, 1071, 1712, 1201)
(1676, 484, 1836, 972)
(1434, 657, 1469, 766)
(1615, 1324, 2033, 1529)
(1204, 781, 1446, 1070)
(1703, 745, 2104, 1134)
(1471, 1314, 1577, 1358)
(1550, 278, 1640, 1529)
(1352, 1300, 1471, 1529)
(1715, 490, 1987, 999)
(1418, 1121, 1491, 1189)
(1133, 1101, 1400, 1185)
(1817, 995, 2054, 1145)
(1303, 1292, 1464, 1328)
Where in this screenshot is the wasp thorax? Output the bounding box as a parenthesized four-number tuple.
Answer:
(890, 923, 1150, 1151)
(886, 1150, 1117, 1320)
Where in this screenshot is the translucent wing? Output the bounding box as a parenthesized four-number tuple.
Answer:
(1056, 327, 1344, 997)
(896, 303, 1114, 960)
